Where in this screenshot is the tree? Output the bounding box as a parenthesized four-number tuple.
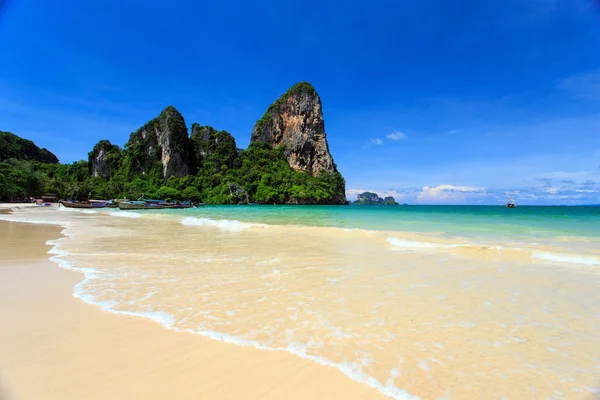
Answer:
(156, 186, 181, 200)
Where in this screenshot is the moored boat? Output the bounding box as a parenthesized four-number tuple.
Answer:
(161, 200, 195, 209)
(117, 197, 196, 210)
(35, 199, 52, 207)
(59, 200, 117, 209)
(117, 200, 165, 210)
(117, 196, 197, 210)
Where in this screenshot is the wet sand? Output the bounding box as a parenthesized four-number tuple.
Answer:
(0, 220, 386, 400)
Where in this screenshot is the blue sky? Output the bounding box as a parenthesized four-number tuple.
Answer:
(1, 0, 599, 204)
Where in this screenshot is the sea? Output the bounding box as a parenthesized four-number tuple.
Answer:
(3, 204, 600, 399)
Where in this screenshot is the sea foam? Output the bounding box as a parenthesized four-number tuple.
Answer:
(386, 237, 467, 251)
(387, 237, 441, 249)
(109, 211, 142, 219)
(180, 216, 264, 232)
(532, 251, 600, 266)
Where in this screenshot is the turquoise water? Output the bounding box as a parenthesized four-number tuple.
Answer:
(156, 205, 600, 240)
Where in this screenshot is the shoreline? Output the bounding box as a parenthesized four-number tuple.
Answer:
(0, 218, 388, 400)
(1, 205, 599, 398)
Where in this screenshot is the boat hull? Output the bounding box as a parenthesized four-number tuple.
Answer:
(116, 197, 197, 210)
(117, 201, 165, 210)
(161, 204, 194, 209)
(60, 201, 116, 209)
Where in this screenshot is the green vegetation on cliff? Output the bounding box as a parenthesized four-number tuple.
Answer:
(1, 131, 58, 164)
(190, 124, 239, 173)
(0, 131, 59, 200)
(125, 106, 190, 179)
(1, 84, 346, 204)
(1, 119, 345, 204)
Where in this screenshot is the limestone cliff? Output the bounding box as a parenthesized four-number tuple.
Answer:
(127, 106, 190, 179)
(189, 123, 238, 171)
(88, 140, 120, 178)
(250, 82, 337, 177)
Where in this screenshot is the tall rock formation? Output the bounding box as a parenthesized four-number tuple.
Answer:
(189, 123, 238, 171)
(88, 140, 120, 179)
(127, 106, 190, 179)
(250, 82, 336, 177)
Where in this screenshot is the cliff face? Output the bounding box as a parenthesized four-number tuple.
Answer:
(250, 82, 336, 176)
(190, 123, 238, 171)
(88, 140, 119, 178)
(127, 106, 190, 179)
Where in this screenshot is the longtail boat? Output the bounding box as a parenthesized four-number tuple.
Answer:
(162, 200, 195, 209)
(117, 200, 165, 210)
(117, 195, 197, 210)
(60, 199, 117, 209)
(117, 198, 196, 210)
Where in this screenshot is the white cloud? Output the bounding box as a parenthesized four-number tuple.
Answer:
(386, 131, 407, 141)
(345, 184, 600, 204)
(558, 69, 600, 100)
(348, 185, 488, 204)
(367, 138, 383, 145)
(416, 185, 487, 203)
(345, 188, 405, 201)
(346, 189, 368, 200)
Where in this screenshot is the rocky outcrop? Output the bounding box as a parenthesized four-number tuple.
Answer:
(190, 124, 238, 171)
(127, 106, 190, 179)
(88, 140, 119, 178)
(383, 196, 399, 205)
(250, 82, 336, 176)
(354, 192, 399, 205)
(227, 183, 249, 203)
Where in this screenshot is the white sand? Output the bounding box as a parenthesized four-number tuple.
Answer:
(0, 220, 386, 400)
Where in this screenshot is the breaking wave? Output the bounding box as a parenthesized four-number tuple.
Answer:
(109, 211, 142, 219)
(180, 217, 266, 232)
(532, 252, 600, 266)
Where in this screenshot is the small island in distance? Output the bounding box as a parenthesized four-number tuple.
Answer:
(353, 191, 400, 205)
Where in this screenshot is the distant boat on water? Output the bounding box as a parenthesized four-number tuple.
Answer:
(506, 197, 516, 208)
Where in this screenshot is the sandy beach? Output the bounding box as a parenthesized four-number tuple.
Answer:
(0, 217, 386, 400)
(1, 205, 599, 399)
